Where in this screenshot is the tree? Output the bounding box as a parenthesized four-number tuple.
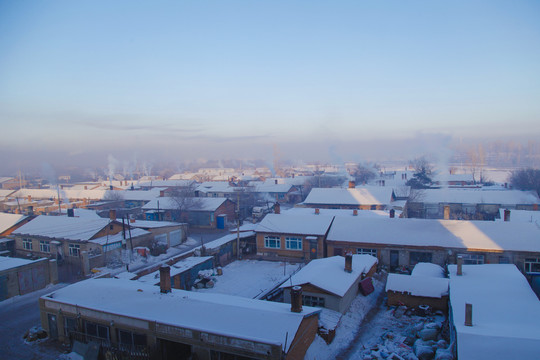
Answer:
(509, 168, 540, 196)
(406, 157, 434, 189)
(168, 183, 202, 222)
(351, 164, 376, 184)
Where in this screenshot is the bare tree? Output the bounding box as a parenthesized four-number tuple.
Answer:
(168, 183, 202, 222)
(351, 164, 377, 184)
(406, 157, 434, 189)
(510, 168, 540, 196)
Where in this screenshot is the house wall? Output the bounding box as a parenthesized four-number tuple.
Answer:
(256, 233, 324, 260)
(387, 291, 449, 312)
(0, 258, 54, 300)
(285, 314, 319, 360)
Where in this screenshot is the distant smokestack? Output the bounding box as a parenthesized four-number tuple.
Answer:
(353, 209, 358, 216)
(290, 286, 302, 313)
(274, 203, 280, 215)
(444, 205, 450, 220)
(349, 181, 355, 189)
(345, 252, 353, 273)
(390, 209, 395, 218)
(160, 266, 172, 293)
(109, 209, 116, 221)
(315, 208, 320, 215)
(457, 255, 463, 276)
(465, 303, 473, 326)
(504, 209, 511, 222)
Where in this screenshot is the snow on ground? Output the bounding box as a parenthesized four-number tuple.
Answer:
(192, 259, 303, 298)
(305, 276, 385, 360)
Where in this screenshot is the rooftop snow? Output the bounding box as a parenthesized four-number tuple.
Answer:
(496, 209, 540, 224)
(42, 277, 320, 352)
(137, 256, 213, 284)
(283, 207, 389, 218)
(256, 214, 334, 236)
(280, 255, 378, 297)
(197, 232, 255, 251)
(0, 213, 27, 233)
(411, 262, 445, 278)
(385, 273, 449, 298)
(142, 197, 228, 212)
(128, 219, 185, 228)
(327, 217, 540, 253)
(12, 215, 112, 241)
(412, 188, 540, 205)
(89, 228, 150, 246)
(448, 264, 540, 360)
(0, 256, 42, 272)
(11, 188, 161, 202)
(302, 187, 394, 206)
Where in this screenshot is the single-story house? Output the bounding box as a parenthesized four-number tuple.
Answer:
(136, 256, 214, 290)
(447, 264, 540, 360)
(281, 254, 378, 313)
(40, 276, 321, 360)
(298, 185, 396, 210)
(127, 219, 188, 248)
(0, 256, 57, 300)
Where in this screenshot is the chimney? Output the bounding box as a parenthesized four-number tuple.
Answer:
(130, 218, 135, 223)
(67, 208, 74, 217)
(465, 303, 473, 326)
(110, 185, 113, 191)
(84, 185, 87, 190)
(275, 179, 278, 185)
(389, 209, 395, 218)
(159, 266, 172, 293)
(290, 286, 302, 313)
(504, 182, 508, 188)
(382, 180, 385, 186)
(457, 255, 463, 276)
(109, 209, 116, 221)
(504, 209, 511, 222)
(348, 181, 355, 189)
(443, 205, 450, 220)
(353, 209, 358, 216)
(345, 252, 353, 273)
(315, 208, 320, 215)
(27, 195, 31, 202)
(274, 202, 280, 214)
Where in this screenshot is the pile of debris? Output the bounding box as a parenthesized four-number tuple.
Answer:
(23, 326, 47, 343)
(193, 268, 223, 289)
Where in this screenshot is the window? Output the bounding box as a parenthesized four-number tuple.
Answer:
(285, 237, 302, 250)
(39, 240, 50, 253)
(264, 236, 281, 249)
(64, 317, 78, 337)
(499, 256, 510, 264)
(22, 238, 32, 250)
(409, 251, 432, 266)
(69, 244, 80, 257)
(459, 253, 484, 265)
(117, 329, 147, 347)
(525, 258, 540, 273)
(302, 295, 325, 307)
(357, 248, 377, 257)
(85, 321, 109, 340)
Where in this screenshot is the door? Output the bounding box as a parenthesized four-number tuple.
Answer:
(390, 250, 399, 271)
(48, 314, 58, 340)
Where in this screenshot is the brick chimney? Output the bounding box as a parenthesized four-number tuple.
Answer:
(159, 266, 172, 293)
(504, 209, 511, 222)
(345, 252, 353, 273)
(274, 202, 280, 214)
(109, 209, 116, 221)
(353, 209, 358, 216)
(315, 208, 320, 215)
(443, 205, 450, 220)
(290, 286, 302, 313)
(465, 303, 473, 326)
(390, 209, 395, 218)
(348, 181, 355, 189)
(27, 195, 31, 202)
(457, 255, 463, 276)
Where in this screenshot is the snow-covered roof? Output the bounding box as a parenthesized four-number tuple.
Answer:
(412, 189, 540, 205)
(280, 255, 377, 297)
(302, 187, 394, 206)
(283, 207, 389, 219)
(327, 217, 540, 253)
(411, 262, 445, 278)
(0, 256, 42, 272)
(433, 173, 474, 183)
(12, 215, 113, 241)
(197, 181, 236, 193)
(448, 264, 540, 360)
(137, 256, 213, 284)
(253, 183, 294, 194)
(199, 232, 255, 251)
(142, 197, 228, 212)
(0, 189, 15, 200)
(42, 277, 320, 352)
(496, 209, 540, 224)
(128, 219, 185, 229)
(385, 273, 449, 298)
(138, 179, 195, 188)
(89, 228, 150, 246)
(0, 213, 27, 233)
(11, 188, 161, 202)
(59, 208, 101, 219)
(256, 214, 334, 236)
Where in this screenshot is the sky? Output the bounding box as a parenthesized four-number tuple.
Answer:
(1, 0, 539, 172)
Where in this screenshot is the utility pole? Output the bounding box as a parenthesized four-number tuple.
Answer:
(236, 190, 241, 260)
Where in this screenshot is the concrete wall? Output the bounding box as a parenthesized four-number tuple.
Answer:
(387, 291, 449, 312)
(0, 258, 55, 300)
(256, 233, 324, 260)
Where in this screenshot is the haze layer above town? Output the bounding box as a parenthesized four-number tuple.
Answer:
(1, 1, 539, 174)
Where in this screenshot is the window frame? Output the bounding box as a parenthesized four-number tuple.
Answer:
(22, 238, 33, 250)
(84, 321, 110, 341)
(356, 248, 377, 257)
(302, 295, 325, 307)
(525, 258, 540, 273)
(459, 253, 485, 265)
(69, 244, 80, 257)
(409, 251, 433, 266)
(39, 240, 50, 253)
(264, 236, 281, 249)
(285, 237, 302, 250)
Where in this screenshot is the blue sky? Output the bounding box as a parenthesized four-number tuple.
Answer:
(1, 0, 539, 169)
